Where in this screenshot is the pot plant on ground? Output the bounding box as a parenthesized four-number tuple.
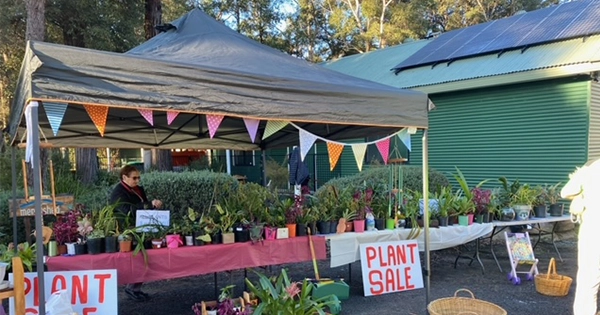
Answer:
(245, 268, 340, 315)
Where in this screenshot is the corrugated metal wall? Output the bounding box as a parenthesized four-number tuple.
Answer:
(589, 81, 600, 161)
(418, 76, 590, 188)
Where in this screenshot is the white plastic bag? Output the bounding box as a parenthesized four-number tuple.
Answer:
(45, 290, 76, 315)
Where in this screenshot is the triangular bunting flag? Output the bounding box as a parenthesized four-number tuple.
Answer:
(376, 138, 391, 164)
(138, 109, 154, 126)
(167, 111, 179, 125)
(84, 104, 109, 136)
(398, 129, 411, 152)
(206, 114, 225, 139)
(262, 120, 288, 140)
(299, 129, 317, 161)
(326, 142, 344, 171)
(43, 102, 68, 136)
(351, 143, 368, 171)
(243, 118, 260, 143)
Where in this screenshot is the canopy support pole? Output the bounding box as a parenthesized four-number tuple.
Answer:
(11, 146, 18, 251)
(261, 150, 267, 187)
(226, 150, 232, 175)
(27, 102, 46, 314)
(422, 130, 431, 311)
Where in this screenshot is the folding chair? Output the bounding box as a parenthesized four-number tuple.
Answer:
(504, 232, 539, 285)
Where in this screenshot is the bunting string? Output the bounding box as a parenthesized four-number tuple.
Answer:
(288, 122, 410, 147)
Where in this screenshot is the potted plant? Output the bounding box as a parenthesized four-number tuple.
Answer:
(532, 185, 548, 218)
(435, 186, 454, 226)
(215, 204, 237, 244)
(86, 229, 105, 255)
(546, 182, 564, 216)
(245, 268, 341, 315)
(339, 208, 356, 233)
(497, 177, 520, 221)
(283, 197, 299, 238)
(296, 203, 315, 237)
(76, 214, 93, 255)
(370, 190, 389, 230)
(455, 196, 475, 226)
(93, 203, 120, 253)
(512, 184, 537, 220)
(53, 210, 80, 255)
(471, 187, 492, 223)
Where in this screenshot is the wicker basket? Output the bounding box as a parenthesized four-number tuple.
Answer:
(535, 258, 572, 297)
(428, 289, 507, 315)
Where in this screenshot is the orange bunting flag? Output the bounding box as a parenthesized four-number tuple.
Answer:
(376, 138, 391, 164)
(84, 104, 109, 136)
(327, 142, 344, 171)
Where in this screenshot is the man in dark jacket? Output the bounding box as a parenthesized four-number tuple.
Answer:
(109, 165, 162, 302)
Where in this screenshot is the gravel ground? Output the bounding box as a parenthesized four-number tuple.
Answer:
(119, 231, 584, 315)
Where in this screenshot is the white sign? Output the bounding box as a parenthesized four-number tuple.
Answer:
(359, 240, 424, 296)
(10, 269, 118, 315)
(136, 210, 170, 231)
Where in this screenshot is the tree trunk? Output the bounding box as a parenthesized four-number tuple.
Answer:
(145, 0, 172, 171)
(152, 149, 173, 171)
(145, 0, 162, 40)
(76, 148, 99, 185)
(23, 0, 46, 249)
(24, 0, 45, 41)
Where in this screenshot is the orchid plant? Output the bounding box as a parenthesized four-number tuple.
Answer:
(77, 215, 94, 244)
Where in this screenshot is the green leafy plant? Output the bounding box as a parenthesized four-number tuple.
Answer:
(512, 184, 538, 205)
(245, 269, 340, 315)
(545, 182, 562, 205)
(435, 186, 454, 218)
(1, 242, 37, 272)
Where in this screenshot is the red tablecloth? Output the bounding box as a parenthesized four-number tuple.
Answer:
(46, 236, 326, 285)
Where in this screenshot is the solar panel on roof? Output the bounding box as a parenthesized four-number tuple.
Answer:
(392, 0, 600, 73)
(394, 30, 461, 68)
(558, 1, 600, 38)
(460, 14, 525, 56)
(517, 0, 589, 47)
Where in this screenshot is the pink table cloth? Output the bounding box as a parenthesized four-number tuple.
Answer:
(46, 236, 326, 285)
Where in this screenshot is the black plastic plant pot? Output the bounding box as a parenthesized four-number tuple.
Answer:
(104, 236, 117, 253)
(87, 238, 104, 255)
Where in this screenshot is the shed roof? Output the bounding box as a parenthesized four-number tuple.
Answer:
(323, 35, 600, 94)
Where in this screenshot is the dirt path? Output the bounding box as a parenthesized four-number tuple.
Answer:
(119, 233, 582, 315)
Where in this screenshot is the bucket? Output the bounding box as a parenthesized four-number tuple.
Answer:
(166, 235, 183, 249)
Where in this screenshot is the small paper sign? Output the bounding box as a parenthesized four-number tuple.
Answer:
(135, 210, 170, 232)
(359, 240, 423, 296)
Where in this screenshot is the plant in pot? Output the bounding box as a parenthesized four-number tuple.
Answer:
(296, 204, 314, 237)
(455, 196, 475, 226)
(532, 185, 548, 218)
(371, 190, 389, 230)
(216, 204, 237, 244)
(471, 187, 492, 223)
(511, 184, 537, 221)
(245, 268, 341, 315)
(497, 177, 520, 221)
(93, 203, 120, 254)
(285, 196, 302, 238)
(1, 242, 37, 272)
(339, 208, 357, 233)
(349, 187, 372, 233)
(435, 186, 454, 226)
(546, 182, 564, 216)
(53, 210, 80, 255)
(76, 214, 93, 255)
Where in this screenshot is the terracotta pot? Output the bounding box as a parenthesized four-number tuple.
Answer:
(151, 238, 163, 249)
(119, 240, 132, 252)
(344, 222, 354, 232)
(286, 224, 297, 238)
(57, 244, 67, 255)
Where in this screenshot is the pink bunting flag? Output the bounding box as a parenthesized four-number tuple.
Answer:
(206, 114, 225, 139)
(167, 111, 179, 125)
(243, 118, 260, 143)
(376, 138, 391, 164)
(138, 109, 154, 126)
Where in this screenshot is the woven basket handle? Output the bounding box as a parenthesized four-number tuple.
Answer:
(454, 289, 475, 299)
(546, 257, 557, 279)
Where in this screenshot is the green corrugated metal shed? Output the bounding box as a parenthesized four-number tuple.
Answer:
(322, 23, 600, 187)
